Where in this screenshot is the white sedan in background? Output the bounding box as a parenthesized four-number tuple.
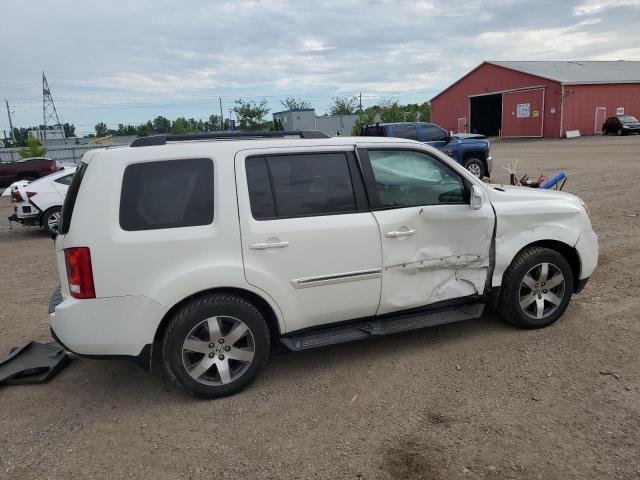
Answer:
(6, 166, 76, 235)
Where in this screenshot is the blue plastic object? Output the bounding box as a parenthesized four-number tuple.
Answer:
(540, 172, 566, 189)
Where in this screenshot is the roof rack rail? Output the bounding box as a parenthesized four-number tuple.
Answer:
(130, 130, 329, 147)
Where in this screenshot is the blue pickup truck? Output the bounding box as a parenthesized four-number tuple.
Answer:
(360, 122, 492, 178)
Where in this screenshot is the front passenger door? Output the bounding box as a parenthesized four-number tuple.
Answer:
(360, 148, 495, 315)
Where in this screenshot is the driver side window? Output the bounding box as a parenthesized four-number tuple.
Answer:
(368, 150, 468, 208)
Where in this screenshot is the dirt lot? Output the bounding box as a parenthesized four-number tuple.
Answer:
(1, 135, 639, 479)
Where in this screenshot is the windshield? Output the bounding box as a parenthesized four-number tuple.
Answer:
(619, 116, 638, 123)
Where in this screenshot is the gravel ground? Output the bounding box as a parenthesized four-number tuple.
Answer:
(0, 135, 638, 479)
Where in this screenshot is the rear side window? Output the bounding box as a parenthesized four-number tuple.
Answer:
(391, 125, 418, 140)
(246, 153, 357, 219)
(120, 158, 213, 231)
(59, 163, 87, 234)
(55, 173, 74, 186)
(420, 124, 449, 141)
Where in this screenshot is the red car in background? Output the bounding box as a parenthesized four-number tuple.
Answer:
(0, 157, 58, 187)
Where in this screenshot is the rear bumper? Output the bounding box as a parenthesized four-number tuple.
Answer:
(48, 286, 167, 362)
(50, 325, 152, 371)
(486, 156, 493, 177)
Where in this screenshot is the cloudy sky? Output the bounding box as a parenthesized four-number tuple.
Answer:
(1, 0, 639, 135)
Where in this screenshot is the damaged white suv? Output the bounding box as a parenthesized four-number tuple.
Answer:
(49, 132, 598, 398)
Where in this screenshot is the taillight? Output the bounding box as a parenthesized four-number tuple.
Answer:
(64, 247, 95, 299)
(10, 190, 22, 202)
(26, 191, 37, 198)
(50, 162, 57, 172)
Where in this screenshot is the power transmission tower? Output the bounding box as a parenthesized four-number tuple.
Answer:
(42, 72, 63, 142)
(5, 99, 15, 142)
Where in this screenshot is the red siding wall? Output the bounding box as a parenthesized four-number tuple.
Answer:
(562, 83, 640, 135)
(431, 63, 562, 137)
(502, 89, 544, 137)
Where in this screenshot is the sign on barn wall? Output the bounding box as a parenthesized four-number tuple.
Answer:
(516, 103, 531, 118)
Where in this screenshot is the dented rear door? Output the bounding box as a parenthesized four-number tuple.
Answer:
(360, 147, 494, 315)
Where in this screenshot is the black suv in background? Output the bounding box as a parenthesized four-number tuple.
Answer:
(602, 115, 640, 135)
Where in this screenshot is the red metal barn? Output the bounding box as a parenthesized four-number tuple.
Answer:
(431, 61, 640, 138)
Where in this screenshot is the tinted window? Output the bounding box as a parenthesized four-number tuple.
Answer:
(368, 150, 468, 208)
(59, 163, 87, 234)
(120, 158, 213, 231)
(420, 124, 449, 141)
(391, 125, 418, 140)
(246, 153, 357, 219)
(246, 157, 276, 219)
(54, 173, 74, 186)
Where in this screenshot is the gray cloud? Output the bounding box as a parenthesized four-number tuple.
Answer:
(0, 0, 638, 133)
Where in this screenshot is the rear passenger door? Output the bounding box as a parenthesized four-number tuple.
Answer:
(235, 147, 382, 333)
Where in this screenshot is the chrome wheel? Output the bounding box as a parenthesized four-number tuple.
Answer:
(466, 163, 482, 178)
(519, 262, 565, 320)
(47, 211, 61, 233)
(181, 316, 255, 386)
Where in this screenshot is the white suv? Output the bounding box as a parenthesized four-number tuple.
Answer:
(49, 132, 598, 398)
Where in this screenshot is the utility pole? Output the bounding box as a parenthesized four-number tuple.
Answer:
(5, 100, 15, 142)
(219, 97, 224, 130)
(359, 92, 362, 113)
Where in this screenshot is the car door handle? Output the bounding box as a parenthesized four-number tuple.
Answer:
(249, 241, 290, 250)
(385, 229, 416, 238)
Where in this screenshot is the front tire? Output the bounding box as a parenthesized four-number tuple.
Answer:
(42, 207, 62, 235)
(162, 294, 270, 398)
(463, 157, 485, 178)
(617, 128, 624, 136)
(497, 247, 574, 329)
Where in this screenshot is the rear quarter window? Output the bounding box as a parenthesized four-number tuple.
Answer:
(119, 158, 214, 231)
(59, 163, 88, 234)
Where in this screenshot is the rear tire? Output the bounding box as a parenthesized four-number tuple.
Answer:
(497, 247, 574, 329)
(42, 207, 62, 235)
(463, 157, 485, 178)
(162, 293, 270, 398)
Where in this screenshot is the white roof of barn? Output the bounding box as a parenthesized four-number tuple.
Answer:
(488, 61, 640, 85)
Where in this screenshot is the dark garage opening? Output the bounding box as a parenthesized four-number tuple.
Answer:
(470, 94, 502, 136)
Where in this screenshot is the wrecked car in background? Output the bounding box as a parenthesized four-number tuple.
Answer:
(48, 132, 597, 398)
(8, 166, 76, 235)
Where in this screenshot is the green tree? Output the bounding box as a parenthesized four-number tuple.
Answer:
(171, 117, 189, 134)
(378, 99, 405, 123)
(207, 114, 222, 131)
(117, 124, 137, 135)
(280, 97, 311, 110)
(95, 122, 109, 137)
(233, 99, 270, 131)
(136, 121, 153, 137)
(19, 138, 47, 158)
(63, 123, 75, 138)
(152, 116, 171, 133)
(328, 96, 358, 115)
(352, 109, 378, 135)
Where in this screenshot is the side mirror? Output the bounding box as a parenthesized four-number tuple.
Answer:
(470, 185, 483, 210)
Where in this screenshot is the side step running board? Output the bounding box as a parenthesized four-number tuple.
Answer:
(280, 303, 485, 352)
